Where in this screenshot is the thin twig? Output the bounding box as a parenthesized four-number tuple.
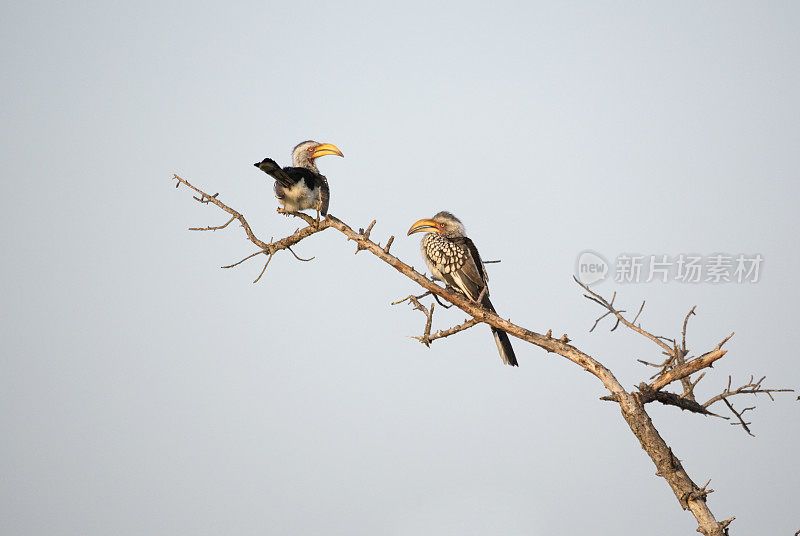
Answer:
(222, 250, 264, 269)
(424, 317, 482, 344)
(723, 398, 755, 437)
(189, 215, 236, 231)
(287, 246, 315, 262)
(576, 277, 673, 353)
(253, 253, 274, 284)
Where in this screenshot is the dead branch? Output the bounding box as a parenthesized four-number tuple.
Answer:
(392, 293, 481, 347)
(173, 174, 330, 281)
(675, 306, 698, 400)
(577, 277, 674, 353)
(426, 317, 482, 343)
(603, 389, 726, 418)
(286, 246, 314, 262)
(253, 252, 275, 284)
(703, 375, 792, 408)
(189, 215, 236, 231)
(723, 398, 755, 437)
(171, 174, 796, 536)
(221, 250, 264, 269)
(650, 345, 730, 391)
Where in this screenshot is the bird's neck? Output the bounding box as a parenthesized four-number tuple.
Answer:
(293, 156, 319, 173)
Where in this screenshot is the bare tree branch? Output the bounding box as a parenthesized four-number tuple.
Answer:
(603, 388, 726, 418)
(392, 293, 482, 347)
(702, 375, 792, 408)
(577, 277, 674, 353)
(174, 174, 331, 280)
(189, 215, 236, 231)
(171, 174, 795, 536)
(650, 344, 730, 391)
(252, 252, 274, 284)
(723, 398, 755, 437)
(426, 317, 482, 343)
(286, 246, 314, 262)
(221, 250, 264, 269)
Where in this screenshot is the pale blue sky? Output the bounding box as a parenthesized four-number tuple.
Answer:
(2, 1, 798, 534)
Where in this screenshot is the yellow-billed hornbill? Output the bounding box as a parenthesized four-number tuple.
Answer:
(254, 140, 343, 217)
(408, 211, 518, 367)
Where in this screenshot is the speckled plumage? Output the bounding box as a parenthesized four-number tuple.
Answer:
(422, 233, 469, 276)
(413, 211, 518, 367)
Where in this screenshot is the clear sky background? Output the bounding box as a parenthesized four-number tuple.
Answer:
(2, 1, 798, 534)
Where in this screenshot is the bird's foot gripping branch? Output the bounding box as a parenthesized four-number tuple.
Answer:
(171, 173, 792, 536)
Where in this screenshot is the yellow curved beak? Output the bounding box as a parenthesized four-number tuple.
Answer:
(407, 218, 441, 236)
(312, 143, 344, 159)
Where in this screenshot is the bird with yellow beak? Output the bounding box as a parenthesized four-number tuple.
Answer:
(408, 211, 518, 366)
(254, 140, 343, 219)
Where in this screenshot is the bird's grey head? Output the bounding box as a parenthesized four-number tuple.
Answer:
(407, 210, 467, 238)
(291, 140, 344, 172)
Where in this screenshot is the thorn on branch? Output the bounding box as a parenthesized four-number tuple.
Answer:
(685, 478, 715, 503)
(192, 192, 220, 204)
(420, 316, 481, 345)
(720, 517, 735, 534)
(362, 220, 376, 239)
(354, 220, 377, 254)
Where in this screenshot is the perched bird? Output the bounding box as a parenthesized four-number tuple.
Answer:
(254, 140, 343, 218)
(407, 211, 518, 366)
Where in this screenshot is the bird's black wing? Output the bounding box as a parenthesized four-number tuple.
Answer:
(447, 236, 489, 300)
(318, 174, 330, 215)
(283, 167, 328, 214)
(281, 167, 322, 189)
(457, 238, 517, 366)
(459, 237, 490, 284)
(254, 158, 297, 188)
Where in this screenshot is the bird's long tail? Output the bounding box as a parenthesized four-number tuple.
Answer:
(254, 158, 295, 188)
(481, 295, 518, 367)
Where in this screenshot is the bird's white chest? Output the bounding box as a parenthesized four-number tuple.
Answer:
(277, 180, 319, 210)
